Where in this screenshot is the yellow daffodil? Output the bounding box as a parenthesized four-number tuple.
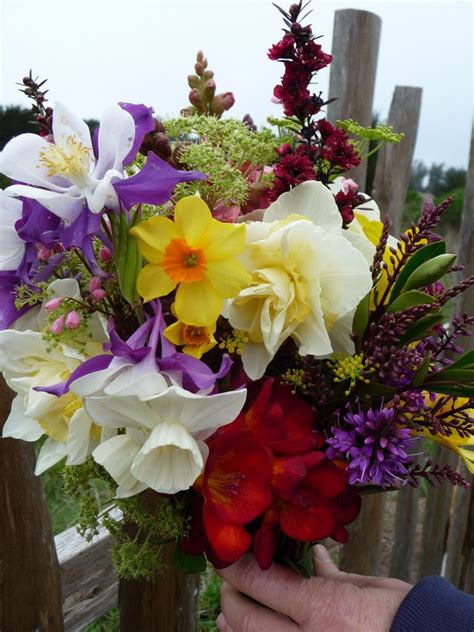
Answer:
(413, 394, 474, 473)
(164, 320, 217, 359)
(131, 196, 250, 327)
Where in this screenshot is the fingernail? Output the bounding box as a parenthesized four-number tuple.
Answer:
(216, 613, 226, 630)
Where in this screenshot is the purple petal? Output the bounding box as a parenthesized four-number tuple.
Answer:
(60, 207, 105, 276)
(119, 102, 155, 165)
(113, 153, 207, 209)
(0, 272, 30, 330)
(16, 198, 62, 247)
(35, 353, 114, 398)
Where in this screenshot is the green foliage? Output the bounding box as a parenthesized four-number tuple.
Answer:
(41, 461, 81, 535)
(110, 211, 141, 306)
(401, 253, 456, 293)
(84, 609, 119, 632)
(337, 118, 405, 144)
(0, 104, 36, 149)
(163, 115, 276, 207)
(62, 458, 113, 540)
(389, 241, 446, 302)
(198, 566, 222, 631)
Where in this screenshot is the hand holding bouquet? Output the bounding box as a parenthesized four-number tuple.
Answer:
(0, 1, 472, 580)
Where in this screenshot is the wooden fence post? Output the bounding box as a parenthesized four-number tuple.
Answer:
(372, 86, 423, 236)
(327, 9, 382, 190)
(0, 376, 64, 631)
(327, 9, 382, 575)
(120, 543, 200, 631)
(444, 123, 474, 588)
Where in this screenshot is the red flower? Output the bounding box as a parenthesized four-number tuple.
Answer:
(268, 34, 296, 60)
(254, 456, 361, 569)
(196, 430, 273, 565)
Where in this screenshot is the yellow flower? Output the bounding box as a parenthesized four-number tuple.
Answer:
(413, 395, 474, 473)
(164, 320, 217, 359)
(130, 196, 250, 326)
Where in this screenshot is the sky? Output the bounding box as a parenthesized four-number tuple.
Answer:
(0, 0, 473, 168)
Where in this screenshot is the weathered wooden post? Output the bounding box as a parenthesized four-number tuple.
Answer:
(0, 376, 64, 631)
(120, 543, 200, 631)
(326, 9, 383, 575)
(373, 86, 423, 236)
(327, 9, 382, 190)
(444, 123, 474, 589)
(370, 85, 424, 582)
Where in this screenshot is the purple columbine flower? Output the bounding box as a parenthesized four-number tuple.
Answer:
(327, 406, 414, 487)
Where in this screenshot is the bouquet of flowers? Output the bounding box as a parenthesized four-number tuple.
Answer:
(0, 0, 473, 579)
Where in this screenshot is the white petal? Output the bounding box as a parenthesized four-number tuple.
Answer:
(0, 192, 24, 270)
(241, 342, 274, 381)
(47, 278, 81, 299)
(264, 181, 342, 231)
(35, 437, 67, 475)
(66, 408, 94, 465)
(344, 226, 376, 264)
(354, 196, 381, 221)
(329, 311, 356, 355)
(0, 134, 67, 191)
(84, 394, 159, 431)
(94, 106, 135, 178)
(52, 102, 93, 153)
(70, 362, 126, 398)
(93, 434, 144, 495)
(5, 184, 84, 222)
(147, 386, 247, 433)
(131, 423, 203, 494)
(86, 170, 121, 213)
(2, 395, 44, 441)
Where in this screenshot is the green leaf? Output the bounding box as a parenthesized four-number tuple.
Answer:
(390, 241, 446, 302)
(426, 369, 474, 384)
(173, 548, 207, 574)
(411, 351, 432, 388)
(447, 350, 474, 371)
(386, 290, 436, 313)
(352, 292, 371, 342)
(111, 211, 141, 306)
(425, 384, 474, 398)
(359, 382, 397, 397)
(400, 313, 445, 344)
(401, 253, 456, 293)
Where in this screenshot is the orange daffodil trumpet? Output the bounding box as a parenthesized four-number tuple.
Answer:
(131, 196, 250, 327)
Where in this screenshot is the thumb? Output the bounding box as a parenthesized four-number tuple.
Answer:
(313, 545, 342, 579)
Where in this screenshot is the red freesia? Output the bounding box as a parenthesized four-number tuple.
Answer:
(186, 379, 360, 570)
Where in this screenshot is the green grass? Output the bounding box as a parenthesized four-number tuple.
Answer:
(43, 466, 222, 630)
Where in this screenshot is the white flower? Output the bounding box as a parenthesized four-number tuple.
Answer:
(225, 183, 373, 380)
(0, 190, 25, 271)
(86, 385, 247, 497)
(0, 102, 135, 222)
(0, 293, 108, 473)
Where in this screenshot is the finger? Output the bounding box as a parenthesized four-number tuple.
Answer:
(216, 613, 235, 632)
(220, 581, 298, 632)
(313, 545, 372, 587)
(216, 555, 308, 621)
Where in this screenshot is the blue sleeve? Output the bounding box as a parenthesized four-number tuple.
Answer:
(391, 576, 474, 632)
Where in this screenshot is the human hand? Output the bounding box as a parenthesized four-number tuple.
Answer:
(216, 545, 411, 632)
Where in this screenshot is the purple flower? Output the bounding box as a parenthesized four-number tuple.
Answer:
(327, 406, 414, 487)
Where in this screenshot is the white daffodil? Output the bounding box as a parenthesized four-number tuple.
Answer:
(225, 209, 372, 380)
(0, 102, 135, 222)
(327, 177, 385, 262)
(0, 190, 25, 271)
(0, 302, 108, 473)
(86, 385, 247, 497)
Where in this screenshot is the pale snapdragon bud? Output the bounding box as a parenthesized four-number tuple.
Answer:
(44, 297, 64, 312)
(37, 244, 52, 262)
(50, 314, 66, 334)
(98, 246, 112, 263)
(65, 310, 81, 330)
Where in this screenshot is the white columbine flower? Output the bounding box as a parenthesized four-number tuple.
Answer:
(0, 190, 25, 271)
(0, 102, 135, 222)
(85, 385, 247, 497)
(0, 283, 108, 473)
(224, 182, 373, 380)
